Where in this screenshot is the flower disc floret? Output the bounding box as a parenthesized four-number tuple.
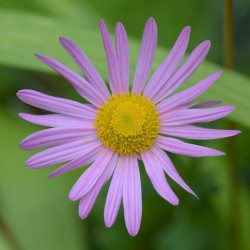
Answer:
(95, 92, 160, 155)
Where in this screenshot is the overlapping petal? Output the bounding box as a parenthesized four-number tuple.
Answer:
(141, 150, 179, 205)
(19, 113, 94, 127)
(17, 90, 97, 119)
(35, 54, 104, 107)
(156, 136, 225, 157)
(160, 106, 235, 126)
(160, 125, 241, 140)
(152, 40, 211, 103)
(143, 26, 190, 99)
(156, 71, 223, 113)
(100, 19, 123, 93)
(69, 148, 114, 201)
(78, 152, 118, 219)
(20, 127, 97, 150)
(151, 146, 197, 197)
(59, 37, 110, 101)
(26, 139, 100, 169)
(47, 143, 104, 178)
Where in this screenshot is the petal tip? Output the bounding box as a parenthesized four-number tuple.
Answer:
(34, 53, 47, 61)
(59, 36, 69, 44)
(99, 18, 105, 26)
(46, 172, 56, 179)
(18, 112, 24, 117)
(68, 191, 78, 201)
(19, 141, 28, 150)
(115, 22, 123, 29)
(128, 229, 139, 237)
(148, 17, 156, 24)
(204, 40, 211, 48)
(104, 219, 113, 228)
(184, 26, 191, 34)
(171, 197, 179, 206)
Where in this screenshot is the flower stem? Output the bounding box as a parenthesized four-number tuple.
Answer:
(224, 0, 241, 249)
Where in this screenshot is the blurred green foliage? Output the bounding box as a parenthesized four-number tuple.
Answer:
(0, 0, 249, 250)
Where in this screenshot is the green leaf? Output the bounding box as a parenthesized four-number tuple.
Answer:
(0, 10, 250, 127)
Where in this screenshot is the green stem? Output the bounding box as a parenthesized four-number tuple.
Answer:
(224, 1, 241, 249)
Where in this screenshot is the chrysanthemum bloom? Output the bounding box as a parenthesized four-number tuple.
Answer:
(17, 18, 240, 236)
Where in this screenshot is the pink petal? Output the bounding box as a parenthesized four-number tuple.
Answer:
(47, 143, 104, 178)
(152, 40, 211, 103)
(160, 125, 241, 140)
(160, 106, 235, 126)
(69, 148, 114, 201)
(26, 139, 100, 168)
(59, 37, 110, 101)
(104, 156, 125, 227)
(156, 135, 225, 157)
(35, 54, 104, 107)
(17, 90, 97, 119)
(141, 150, 179, 205)
(156, 71, 223, 113)
(115, 22, 130, 93)
(78, 152, 118, 219)
(151, 146, 197, 198)
(132, 18, 157, 94)
(123, 156, 142, 237)
(20, 128, 97, 150)
(143, 26, 190, 99)
(99, 19, 123, 94)
(19, 113, 94, 127)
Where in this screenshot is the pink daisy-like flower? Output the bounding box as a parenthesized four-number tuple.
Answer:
(17, 18, 240, 236)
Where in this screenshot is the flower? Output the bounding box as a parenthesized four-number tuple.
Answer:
(17, 17, 240, 236)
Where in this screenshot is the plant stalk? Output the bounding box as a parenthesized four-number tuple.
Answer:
(224, 0, 241, 249)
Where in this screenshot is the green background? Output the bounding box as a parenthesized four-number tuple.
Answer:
(0, 0, 249, 249)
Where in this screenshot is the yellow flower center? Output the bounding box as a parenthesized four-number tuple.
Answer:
(95, 92, 159, 155)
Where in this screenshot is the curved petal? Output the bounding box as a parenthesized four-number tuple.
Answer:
(59, 37, 110, 101)
(143, 26, 190, 99)
(123, 156, 142, 237)
(151, 146, 197, 198)
(160, 106, 235, 126)
(79, 152, 118, 219)
(152, 40, 211, 103)
(104, 156, 125, 227)
(160, 125, 241, 140)
(69, 148, 114, 201)
(17, 90, 97, 119)
(156, 71, 223, 113)
(35, 54, 104, 107)
(26, 139, 99, 168)
(156, 135, 225, 157)
(19, 113, 95, 127)
(20, 127, 97, 150)
(47, 143, 104, 178)
(115, 22, 129, 93)
(141, 150, 179, 205)
(99, 19, 123, 94)
(132, 18, 157, 94)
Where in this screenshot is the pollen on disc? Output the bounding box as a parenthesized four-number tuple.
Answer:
(95, 92, 160, 155)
